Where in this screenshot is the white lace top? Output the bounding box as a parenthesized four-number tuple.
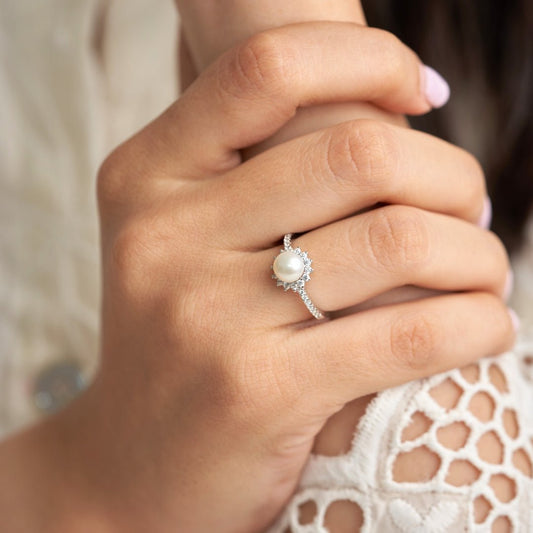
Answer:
(1, 1, 532, 531)
(267, 343, 533, 532)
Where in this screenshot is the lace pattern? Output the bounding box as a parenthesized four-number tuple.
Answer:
(269, 335, 533, 532)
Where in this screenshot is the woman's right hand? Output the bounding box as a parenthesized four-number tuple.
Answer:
(7, 22, 515, 533)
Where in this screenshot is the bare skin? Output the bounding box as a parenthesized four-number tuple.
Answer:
(176, 2, 516, 530)
(0, 16, 516, 533)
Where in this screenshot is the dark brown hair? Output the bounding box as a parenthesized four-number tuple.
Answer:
(363, 0, 533, 254)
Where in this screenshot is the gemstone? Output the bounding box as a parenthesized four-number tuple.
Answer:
(273, 251, 305, 283)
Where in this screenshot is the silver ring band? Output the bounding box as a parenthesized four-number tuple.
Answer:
(271, 233, 326, 320)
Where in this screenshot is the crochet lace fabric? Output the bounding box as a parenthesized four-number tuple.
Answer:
(268, 334, 533, 532)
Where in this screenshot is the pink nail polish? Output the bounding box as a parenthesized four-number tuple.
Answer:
(503, 269, 514, 301)
(421, 65, 450, 108)
(508, 308, 521, 333)
(477, 196, 492, 229)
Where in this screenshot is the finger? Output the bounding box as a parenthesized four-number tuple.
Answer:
(261, 205, 509, 322)
(210, 119, 486, 249)
(157, 22, 444, 175)
(285, 291, 517, 408)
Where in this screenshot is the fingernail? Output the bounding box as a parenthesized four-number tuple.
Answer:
(503, 269, 514, 301)
(477, 196, 492, 229)
(508, 308, 521, 333)
(421, 65, 450, 108)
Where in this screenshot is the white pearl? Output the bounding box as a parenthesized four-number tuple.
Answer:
(273, 251, 305, 283)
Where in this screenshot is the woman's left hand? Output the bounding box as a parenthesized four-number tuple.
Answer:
(0, 22, 514, 533)
(91, 23, 512, 532)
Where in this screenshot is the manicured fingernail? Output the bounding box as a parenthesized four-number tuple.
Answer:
(508, 308, 521, 333)
(421, 65, 450, 108)
(503, 269, 514, 301)
(477, 196, 492, 229)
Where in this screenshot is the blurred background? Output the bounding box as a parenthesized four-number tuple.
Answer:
(0, 0, 179, 436)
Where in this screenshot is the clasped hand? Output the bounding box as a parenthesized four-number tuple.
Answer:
(47, 22, 515, 533)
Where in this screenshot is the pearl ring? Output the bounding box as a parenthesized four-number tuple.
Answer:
(271, 233, 326, 319)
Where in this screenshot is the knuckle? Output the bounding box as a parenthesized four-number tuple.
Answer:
(375, 28, 403, 53)
(96, 141, 150, 213)
(220, 31, 293, 100)
(96, 148, 128, 209)
(460, 150, 487, 218)
(323, 120, 397, 194)
(366, 206, 431, 271)
(474, 293, 516, 350)
(486, 230, 509, 262)
(486, 230, 511, 278)
(390, 311, 438, 370)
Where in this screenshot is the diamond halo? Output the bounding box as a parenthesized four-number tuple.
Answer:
(271, 233, 326, 319)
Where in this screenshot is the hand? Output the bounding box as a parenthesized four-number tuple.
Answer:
(173, 6, 517, 531)
(1, 22, 514, 533)
(96, 22, 516, 531)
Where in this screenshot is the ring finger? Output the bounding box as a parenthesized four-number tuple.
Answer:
(259, 204, 509, 324)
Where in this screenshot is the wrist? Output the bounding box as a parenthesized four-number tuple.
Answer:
(176, 0, 366, 70)
(0, 382, 116, 532)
